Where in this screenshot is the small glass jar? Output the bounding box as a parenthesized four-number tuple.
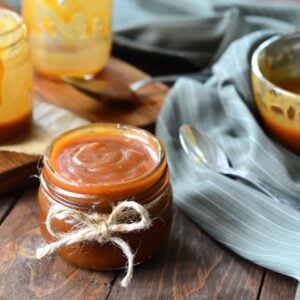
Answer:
(0, 9, 32, 144)
(38, 124, 173, 270)
(22, 0, 112, 78)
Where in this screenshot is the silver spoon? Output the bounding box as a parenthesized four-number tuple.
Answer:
(179, 124, 300, 208)
(63, 69, 211, 101)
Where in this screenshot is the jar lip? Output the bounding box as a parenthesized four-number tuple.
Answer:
(43, 123, 166, 192)
(0, 9, 24, 38)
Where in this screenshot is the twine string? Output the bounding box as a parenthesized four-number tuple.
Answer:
(36, 200, 152, 288)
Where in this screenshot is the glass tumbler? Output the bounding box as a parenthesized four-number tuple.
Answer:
(22, 0, 112, 78)
(0, 8, 32, 143)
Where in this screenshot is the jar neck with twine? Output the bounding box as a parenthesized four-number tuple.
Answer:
(36, 174, 165, 288)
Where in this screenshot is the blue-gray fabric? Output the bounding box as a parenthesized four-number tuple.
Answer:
(113, 0, 300, 285)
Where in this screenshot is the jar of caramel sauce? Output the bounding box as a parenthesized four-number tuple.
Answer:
(22, 0, 112, 78)
(0, 9, 32, 143)
(38, 124, 173, 270)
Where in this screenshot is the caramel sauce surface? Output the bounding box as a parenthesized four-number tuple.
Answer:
(51, 134, 158, 185)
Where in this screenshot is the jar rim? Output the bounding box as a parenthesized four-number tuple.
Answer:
(251, 33, 300, 101)
(0, 9, 26, 51)
(0, 9, 24, 38)
(43, 123, 166, 194)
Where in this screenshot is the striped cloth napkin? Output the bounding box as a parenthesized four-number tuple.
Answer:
(113, 0, 300, 289)
(157, 31, 300, 281)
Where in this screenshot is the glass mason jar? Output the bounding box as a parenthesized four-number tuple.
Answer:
(38, 124, 173, 270)
(22, 0, 112, 78)
(0, 9, 32, 144)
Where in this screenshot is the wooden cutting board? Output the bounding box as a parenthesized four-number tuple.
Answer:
(0, 57, 168, 194)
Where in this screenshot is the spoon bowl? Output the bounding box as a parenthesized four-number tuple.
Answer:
(179, 124, 229, 172)
(63, 76, 135, 102)
(179, 124, 300, 209)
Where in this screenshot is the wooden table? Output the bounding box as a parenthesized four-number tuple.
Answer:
(0, 186, 298, 299)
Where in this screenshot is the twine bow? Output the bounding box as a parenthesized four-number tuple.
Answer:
(36, 201, 152, 288)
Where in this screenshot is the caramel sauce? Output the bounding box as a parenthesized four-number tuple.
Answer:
(39, 124, 173, 270)
(260, 111, 300, 152)
(0, 9, 32, 144)
(51, 135, 158, 185)
(258, 77, 300, 152)
(276, 77, 300, 94)
(0, 111, 31, 144)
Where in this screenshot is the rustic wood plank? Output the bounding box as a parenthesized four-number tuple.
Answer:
(0, 191, 21, 223)
(0, 188, 269, 300)
(259, 271, 298, 300)
(108, 207, 265, 300)
(34, 57, 168, 127)
(0, 151, 37, 174)
(0, 188, 118, 299)
(0, 152, 39, 194)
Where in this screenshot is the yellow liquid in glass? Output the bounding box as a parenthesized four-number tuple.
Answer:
(0, 10, 32, 143)
(23, 0, 112, 78)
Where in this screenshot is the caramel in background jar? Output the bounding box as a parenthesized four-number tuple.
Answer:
(22, 0, 112, 78)
(0, 9, 32, 143)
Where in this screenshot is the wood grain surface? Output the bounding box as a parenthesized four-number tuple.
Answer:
(0, 188, 117, 299)
(0, 151, 38, 194)
(259, 271, 298, 300)
(0, 191, 20, 223)
(34, 58, 168, 127)
(0, 187, 297, 300)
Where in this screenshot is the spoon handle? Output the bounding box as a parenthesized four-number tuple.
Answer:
(222, 169, 300, 209)
(130, 69, 212, 92)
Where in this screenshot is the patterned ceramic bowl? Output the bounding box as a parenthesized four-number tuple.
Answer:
(251, 33, 300, 153)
